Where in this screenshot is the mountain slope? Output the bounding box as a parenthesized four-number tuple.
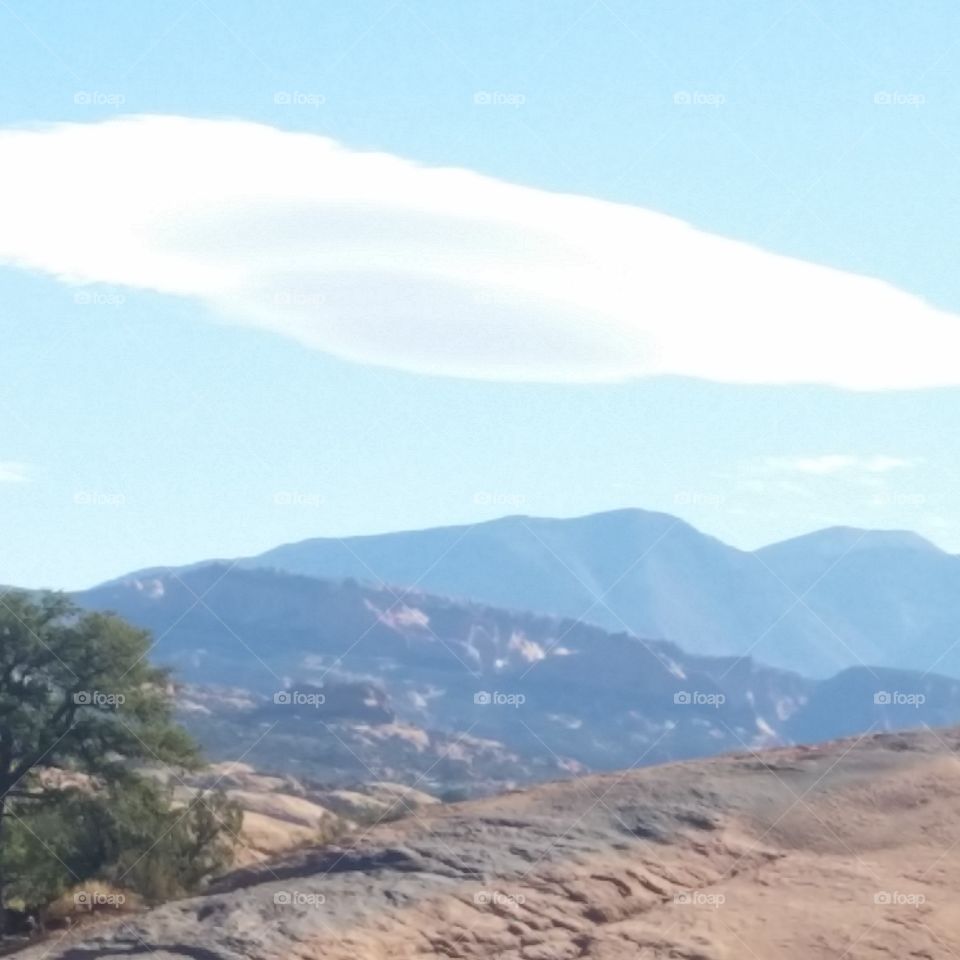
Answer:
(785, 665, 960, 742)
(76, 565, 960, 792)
(77, 565, 812, 782)
(22, 727, 960, 959)
(756, 526, 960, 673)
(222, 509, 960, 677)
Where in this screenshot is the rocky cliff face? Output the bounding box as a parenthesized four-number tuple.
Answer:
(171, 762, 439, 867)
(79, 564, 814, 790)
(21, 727, 960, 959)
(78, 565, 960, 796)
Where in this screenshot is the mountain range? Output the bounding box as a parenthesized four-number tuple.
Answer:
(127, 508, 960, 679)
(76, 526, 960, 792)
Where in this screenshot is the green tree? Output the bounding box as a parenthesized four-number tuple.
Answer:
(104, 779, 242, 901)
(5, 779, 241, 909)
(0, 591, 200, 919)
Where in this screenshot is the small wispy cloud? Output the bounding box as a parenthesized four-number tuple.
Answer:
(2, 116, 960, 388)
(761, 455, 918, 477)
(0, 462, 30, 483)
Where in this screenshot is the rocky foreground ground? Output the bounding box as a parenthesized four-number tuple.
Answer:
(21, 727, 960, 959)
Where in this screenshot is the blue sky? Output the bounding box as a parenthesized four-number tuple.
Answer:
(2, 0, 960, 588)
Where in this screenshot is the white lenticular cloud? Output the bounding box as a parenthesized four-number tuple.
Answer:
(1, 114, 959, 388)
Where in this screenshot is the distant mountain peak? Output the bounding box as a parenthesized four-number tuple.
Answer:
(760, 525, 944, 557)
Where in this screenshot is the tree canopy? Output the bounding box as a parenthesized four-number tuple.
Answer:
(0, 591, 238, 927)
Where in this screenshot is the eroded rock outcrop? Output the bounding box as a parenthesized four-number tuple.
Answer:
(21, 728, 960, 959)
